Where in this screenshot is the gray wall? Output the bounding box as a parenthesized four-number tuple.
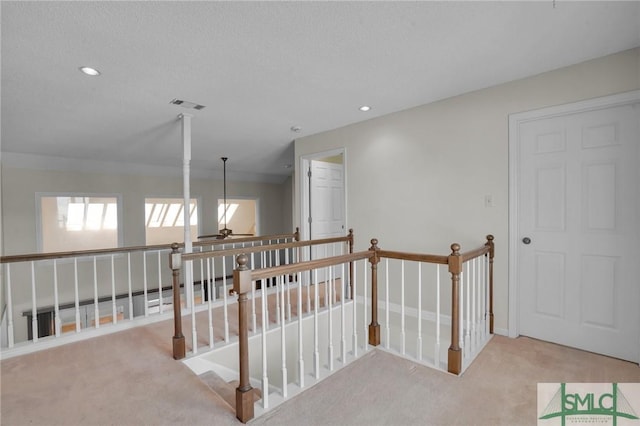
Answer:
(294, 48, 640, 333)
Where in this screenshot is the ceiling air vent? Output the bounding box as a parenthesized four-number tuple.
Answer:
(170, 99, 206, 110)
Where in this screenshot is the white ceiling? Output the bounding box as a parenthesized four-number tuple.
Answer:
(2, 1, 638, 183)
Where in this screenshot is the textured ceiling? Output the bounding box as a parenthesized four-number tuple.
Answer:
(2, 1, 639, 183)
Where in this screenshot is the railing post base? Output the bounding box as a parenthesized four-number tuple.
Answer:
(235, 387, 255, 423)
(172, 336, 185, 360)
(368, 323, 380, 346)
(447, 348, 462, 375)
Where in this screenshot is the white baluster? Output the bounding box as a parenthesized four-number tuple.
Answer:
(362, 259, 368, 353)
(207, 255, 214, 348)
(323, 246, 328, 307)
(459, 267, 464, 354)
(417, 262, 422, 361)
(434, 264, 441, 368)
(472, 258, 477, 352)
(261, 269, 269, 409)
(143, 253, 149, 317)
(401, 260, 406, 355)
(6, 265, 14, 347)
(251, 251, 257, 332)
(351, 260, 358, 358)
(385, 258, 390, 350)
(191, 255, 197, 354)
(465, 261, 471, 358)
(275, 255, 281, 325)
(280, 275, 287, 398)
(74, 258, 81, 332)
(200, 248, 205, 305)
(313, 268, 320, 379)
(327, 259, 334, 371)
(93, 257, 99, 329)
(157, 251, 164, 314)
(261, 252, 268, 329)
(485, 255, 490, 338)
(303, 247, 310, 314)
(127, 253, 133, 320)
(211, 256, 217, 301)
(222, 254, 229, 342)
(31, 261, 38, 342)
(111, 255, 117, 324)
(53, 259, 61, 337)
(340, 263, 346, 363)
(285, 246, 291, 321)
(297, 262, 304, 388)
(332, 244, 337, 305)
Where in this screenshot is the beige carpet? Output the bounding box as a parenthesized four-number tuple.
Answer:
(2, 307, 639, 425)
(254, 336, 640, 426)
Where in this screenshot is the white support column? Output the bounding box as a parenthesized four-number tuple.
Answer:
(180, 113, 194, 309)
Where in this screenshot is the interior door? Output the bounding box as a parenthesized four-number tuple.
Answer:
(310, 160, 345, 241)
(517, 102, 639, 362)
(309, 159, 345, 282)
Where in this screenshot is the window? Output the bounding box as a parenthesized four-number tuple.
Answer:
(145, 198, 198, 245)
(217, 198, 257, 236)
(39, 195, 121, 252)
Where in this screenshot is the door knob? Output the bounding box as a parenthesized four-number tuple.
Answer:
(522, 237, 531, 245)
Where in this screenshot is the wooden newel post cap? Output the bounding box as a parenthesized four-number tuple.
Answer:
(169, 243, 182, 270)
(236, 254, 249, 270)
(450, 243, 460, 255)
(370, 238, 378, 249)
(233, 254, 252, 294)
(486, 235, 494, 242)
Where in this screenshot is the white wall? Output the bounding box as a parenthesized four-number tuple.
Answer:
(0, 165, 291, 341)
(294, 48, 640, 333)
(1, 166, 288, 255)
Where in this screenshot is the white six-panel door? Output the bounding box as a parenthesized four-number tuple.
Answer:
(513, 94, 639, 362)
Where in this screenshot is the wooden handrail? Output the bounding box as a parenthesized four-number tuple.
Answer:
(249, 251, 372, 281)
(196, 228, 299, 245)
(181, 235, 352, 263)
(377, 250, 448, 265)
(0, 231, 299, 264)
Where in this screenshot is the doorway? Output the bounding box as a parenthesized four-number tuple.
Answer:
(508, 91, 640, 362)
(299, 149, 347, 243)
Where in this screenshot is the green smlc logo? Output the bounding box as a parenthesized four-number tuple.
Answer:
(540, 383, 639, 426)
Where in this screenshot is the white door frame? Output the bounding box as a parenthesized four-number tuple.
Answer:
(508, 90, 640, 340)
(299, 148, 347, 242)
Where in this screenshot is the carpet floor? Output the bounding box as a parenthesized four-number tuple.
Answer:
(2, 312, 639, 425)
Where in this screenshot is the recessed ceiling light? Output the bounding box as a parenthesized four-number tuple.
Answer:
(79, 66, 101, 76)
(359, 105, 371, 112)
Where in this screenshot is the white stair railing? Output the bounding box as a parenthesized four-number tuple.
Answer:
(0, 232, 299, 359)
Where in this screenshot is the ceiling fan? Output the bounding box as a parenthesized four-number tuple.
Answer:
(199, 157, 254, 240)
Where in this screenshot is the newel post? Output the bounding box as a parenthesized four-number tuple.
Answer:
(348, 228, 354, 299)
(447, 243, 463, 375)
(486, 235, 495, 334)
(368, 238, 381, 346)
(233, 254, 254, 423)
(170, 243, 185, 360)
(294, 226, 300, 242)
